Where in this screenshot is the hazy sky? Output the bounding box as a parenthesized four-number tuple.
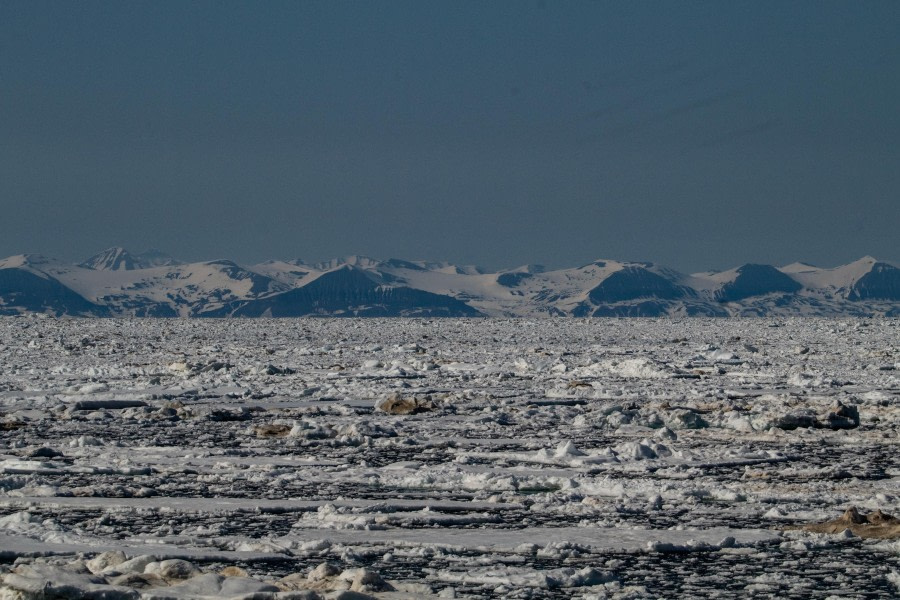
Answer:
(1, 1, 898, 272)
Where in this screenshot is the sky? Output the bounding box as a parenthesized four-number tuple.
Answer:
(1, 0, 898, 273)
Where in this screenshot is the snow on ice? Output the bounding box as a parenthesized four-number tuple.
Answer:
(0, 317, 899, 598)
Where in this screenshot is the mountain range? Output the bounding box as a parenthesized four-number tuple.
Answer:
(0, 248, 898, 317)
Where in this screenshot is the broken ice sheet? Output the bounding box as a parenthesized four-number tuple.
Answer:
(1, 317, 899, 597)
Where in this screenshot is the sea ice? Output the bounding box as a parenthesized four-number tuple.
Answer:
(0, 317, 898, 597)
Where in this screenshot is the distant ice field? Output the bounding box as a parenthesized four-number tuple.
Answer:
(0, 317, 899, 598)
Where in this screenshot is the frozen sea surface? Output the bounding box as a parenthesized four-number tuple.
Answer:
(0, 317, 899, 598)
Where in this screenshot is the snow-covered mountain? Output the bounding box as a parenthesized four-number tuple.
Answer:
(0, 254, 287, 317)
(0, 255, 108, 317)
(209, 265, 481, 318)
(0, 250, 898, 317)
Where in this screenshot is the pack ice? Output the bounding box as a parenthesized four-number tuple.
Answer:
(1, 317, 899, 598)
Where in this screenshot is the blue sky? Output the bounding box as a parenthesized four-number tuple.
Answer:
(1, 1, 897, 271)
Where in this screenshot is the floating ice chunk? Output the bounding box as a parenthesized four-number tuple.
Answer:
(374, 393, 436, 415)
(160, 572, 225, 595)
(86, 551, 126, 574)
(293, 539, 332, 555)
(667, 409, 708, 430)
(0, 510, 40, 528)
(605, 410, 633, 428)
(613, 441, 658, 460)
(338, 422, 397, 439)
(787, 370, 826, 388)
(433, 565, 615, 589)
(609, 358, 669, 379)
(726, 414, 755, 432)
(0, 564, 136, 600)
(69, 435, 105, 447)
(653, 426, 677, 441)
(298, 504, 384, 531)
(707, 349, 738, 362)
(341, 568, 394, 593)
(888, 571, 900, 592)
(75, 382, 110, 394)
(288, 420, 337, 439)
(763, 507, 788, 519)
(6, 484, 60, 497)
(860, 390, 891, 405)
(144, 559, 201, 581)
(165, 572, 281, 596)
(643, 412, 665, 428)
(553, 440, 585, 458)
(109, 555, 158, 575)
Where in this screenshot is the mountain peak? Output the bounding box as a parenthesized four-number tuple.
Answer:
(81, 247, 181, 271)
(845, 256, 879, 269)
(314, 255, 383, 271)
(80, 247, 138, 271)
